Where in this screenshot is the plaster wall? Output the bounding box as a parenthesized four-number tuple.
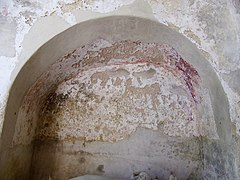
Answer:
(0, 0, 239, 179)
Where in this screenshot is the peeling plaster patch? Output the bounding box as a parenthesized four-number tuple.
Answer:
(0, 0, 33, 57)
(147, 0, 239, 72)
(13, 39, 218, 145)
(81, 0, 135, 13)
(14, 20, 31, 57)
(0, 0, 77, 59)
(0, 0, 135, 32)
(37, 63, 209, 142)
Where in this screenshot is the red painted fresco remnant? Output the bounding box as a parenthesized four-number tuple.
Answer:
(175, 57, 199, 102)
(111, 53, 200, 103)
(161, 47, 200, 102)
(16, 40, 209, 145)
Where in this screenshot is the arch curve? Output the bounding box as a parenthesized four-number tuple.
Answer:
(0, 16, 232, 179)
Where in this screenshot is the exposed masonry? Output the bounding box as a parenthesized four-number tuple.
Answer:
(13, 39, 218, 144)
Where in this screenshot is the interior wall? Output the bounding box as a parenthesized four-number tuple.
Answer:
(0, 16, 235, 179)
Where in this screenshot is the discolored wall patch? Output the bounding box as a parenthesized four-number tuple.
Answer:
(13, 39, 218, 145)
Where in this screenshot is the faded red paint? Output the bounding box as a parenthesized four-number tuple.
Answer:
(175, 57, 199, 102)
(110, 53, 200, 103)
(18, 40, 202, 145)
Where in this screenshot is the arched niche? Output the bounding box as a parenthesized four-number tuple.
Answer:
(0, 16, 233, 179)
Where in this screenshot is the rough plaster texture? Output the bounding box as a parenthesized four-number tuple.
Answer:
(13, 40, 217, 146)
(0, 0, 239, 179)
